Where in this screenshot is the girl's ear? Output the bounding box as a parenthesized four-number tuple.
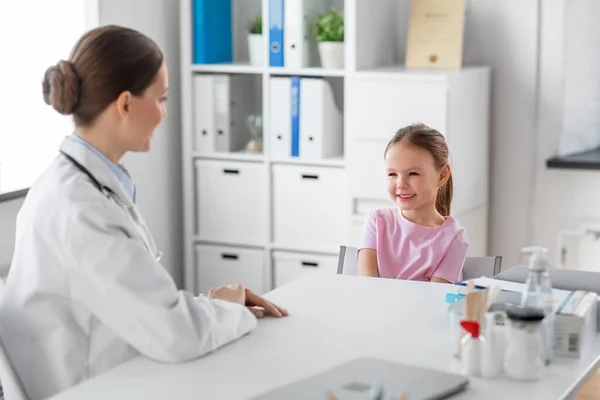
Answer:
(439, 164, 451, 187)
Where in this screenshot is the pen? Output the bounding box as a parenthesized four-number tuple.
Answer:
(454, 282, 486, 290)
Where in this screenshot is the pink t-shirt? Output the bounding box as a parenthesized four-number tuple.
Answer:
(359, 208, 469, 283)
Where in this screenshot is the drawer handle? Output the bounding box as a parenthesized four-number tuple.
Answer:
(221, 253, 239, 260)
(223, 169, 239, 175)
(301, 174, 319, 180)
(301, 261, 319, 267)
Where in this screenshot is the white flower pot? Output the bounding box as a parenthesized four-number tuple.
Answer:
(318, 42, 344, 69)
(248, 34, 264, 66)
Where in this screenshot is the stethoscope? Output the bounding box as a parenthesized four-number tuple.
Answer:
(60, 151, 163, 263)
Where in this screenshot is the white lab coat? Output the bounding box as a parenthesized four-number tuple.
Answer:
(0, 136, 257, 400)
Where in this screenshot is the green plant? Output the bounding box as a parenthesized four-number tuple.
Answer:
(249, 14, 262, 35)
(314, 9, 344, 42)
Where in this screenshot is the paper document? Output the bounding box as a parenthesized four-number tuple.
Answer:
(469, 277, 572, 313)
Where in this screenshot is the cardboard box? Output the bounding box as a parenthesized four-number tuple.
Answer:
(554, 291, 598, 358)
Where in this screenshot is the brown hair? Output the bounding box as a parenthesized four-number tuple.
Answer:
(42, 25, 164, 126)
(384, 123, 453, 216)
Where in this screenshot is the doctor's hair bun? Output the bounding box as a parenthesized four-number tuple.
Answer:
(42, 60, 80, 115)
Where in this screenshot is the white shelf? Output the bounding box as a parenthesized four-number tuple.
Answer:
(189, 64, 346, 77)
(352, 64, 491, 80)
(192, 237, 266, 250)
(268, 67, 346, 77)
(270, 157, 345, 168)
(270, 243, 340, 256)
(190, 63, 264, 74)
(192, 151, 265, 163)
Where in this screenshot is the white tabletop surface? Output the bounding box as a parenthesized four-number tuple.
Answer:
(49, 274, 600, 400)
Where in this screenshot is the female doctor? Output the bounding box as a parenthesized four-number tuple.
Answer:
(0, 25, 287, 400)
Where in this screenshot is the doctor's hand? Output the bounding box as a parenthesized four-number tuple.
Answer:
(207, 284, 246, 305)
(207, 284, 288, 319)
(244, 288, 288, 319)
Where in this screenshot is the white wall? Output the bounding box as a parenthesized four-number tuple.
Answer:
(534, 0, 600, 270)
(99, 0, 184, 286)
(557, 0, 600, 157)
(461, 0, 540, 268)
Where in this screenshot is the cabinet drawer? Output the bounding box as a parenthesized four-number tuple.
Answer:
(195, 160, 267, 245)
(195, 244, 264, 294)
(272, 251, 338, 288)
(272, 165, 348, 252)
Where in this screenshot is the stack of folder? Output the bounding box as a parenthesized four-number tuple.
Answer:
(193, 75, 257, 153)
(270, 76, 342, 160)
(269, 0, 328, 68)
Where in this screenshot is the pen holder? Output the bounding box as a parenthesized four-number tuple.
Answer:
(449, 303, 509, 361)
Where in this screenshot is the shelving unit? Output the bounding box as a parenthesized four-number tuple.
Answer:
(268, 67, 346, 77)
(180, 0, 491, 294)
(190, 63, 263, 75)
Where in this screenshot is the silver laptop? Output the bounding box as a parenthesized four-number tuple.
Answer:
(251, 358, 469, 400)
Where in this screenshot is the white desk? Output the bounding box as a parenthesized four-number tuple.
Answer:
(49, 274, 600, 400)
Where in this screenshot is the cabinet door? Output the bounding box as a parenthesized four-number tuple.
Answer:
(347, 77, 448, 141)
(195, 244, 264, 294)
(273, 251, 338, 288)
(346, 140, 388, 201)
(272, 165, 347, 252)
(195, 160, 267, 245)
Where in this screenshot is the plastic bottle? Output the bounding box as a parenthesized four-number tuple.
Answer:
(481, 312, 500, 378)
(520, 246, 554, 364)
(504, 306, 546, 381)
(460, 320, 483, 377)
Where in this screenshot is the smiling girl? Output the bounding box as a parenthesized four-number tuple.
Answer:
(357, 123, 469, 284)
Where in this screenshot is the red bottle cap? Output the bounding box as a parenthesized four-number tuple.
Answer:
(460, 320, 480, 338)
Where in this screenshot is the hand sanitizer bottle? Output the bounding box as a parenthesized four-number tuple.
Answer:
(520, 246, 554, 364)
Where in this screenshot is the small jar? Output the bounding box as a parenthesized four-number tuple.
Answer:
(504, 306, 546, 381)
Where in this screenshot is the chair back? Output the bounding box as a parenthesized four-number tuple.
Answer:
(0, 280, 29, 400)
(337, 246, 502, 280)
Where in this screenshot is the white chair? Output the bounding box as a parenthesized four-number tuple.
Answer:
(337, 246, 502, 280)
(0, 281, 29, 400)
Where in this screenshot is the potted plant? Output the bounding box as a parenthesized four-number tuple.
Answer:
(314, 9, 344, 69)
(248, 14, 263, 66)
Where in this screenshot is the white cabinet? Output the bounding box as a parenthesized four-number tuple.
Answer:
(346, 77, 448, 141)
(272, 251, 338, 288)
(272, 165, 348, 252)
(195, 244, 264, 294)
(347, 140, 387, 200)
(195, 160, 267, 245)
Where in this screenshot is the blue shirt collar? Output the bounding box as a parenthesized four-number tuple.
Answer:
(70, 133, 137, 202)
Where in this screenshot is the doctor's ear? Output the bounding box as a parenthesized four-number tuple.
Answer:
(115, 91, 132, 118)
